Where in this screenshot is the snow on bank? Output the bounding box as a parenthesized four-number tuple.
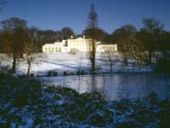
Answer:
(0, 74, 167, 128)
(0, 53, 167, 128)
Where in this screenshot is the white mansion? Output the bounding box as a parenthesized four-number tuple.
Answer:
(42, 36, 118, 53)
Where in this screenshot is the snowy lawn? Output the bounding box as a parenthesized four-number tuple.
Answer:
(0, 73, 169, 128)
(0, 53, 152, 76)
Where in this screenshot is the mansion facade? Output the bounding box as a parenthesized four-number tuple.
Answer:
(42, 36, 118, 53)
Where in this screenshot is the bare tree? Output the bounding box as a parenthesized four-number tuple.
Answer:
(112, 24, 137, 66)
(83, 28, 104, 73)
(31, 28, 63, 51)
(22, 27, 43, 76)
(126, 36, 148, 68)
(83, 3, 104, 74)
(140, 18, 164, 64)
(102, 46, 117, 74)
(112, 24, 148, 68)
(88, 3, 97, 74)
(1, 17, 29, 73)
(1, 17, 27, 31)
(23, 42, 39, 76)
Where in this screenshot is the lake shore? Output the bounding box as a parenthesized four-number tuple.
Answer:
(0, 73, 170, 127)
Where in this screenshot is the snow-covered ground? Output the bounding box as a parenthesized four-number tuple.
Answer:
(0, 52, 152, 76)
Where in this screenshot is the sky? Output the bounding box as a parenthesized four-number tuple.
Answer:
(0, 0, 170, 34)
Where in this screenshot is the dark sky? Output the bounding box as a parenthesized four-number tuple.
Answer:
(0, 0, 170, 34)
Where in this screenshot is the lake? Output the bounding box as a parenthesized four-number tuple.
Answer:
(40, 73, 170, 101)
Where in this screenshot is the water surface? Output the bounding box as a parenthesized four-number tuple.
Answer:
(40, 73, 170, 101)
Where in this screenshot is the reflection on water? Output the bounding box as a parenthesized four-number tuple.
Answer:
(40, 73, 170, 101)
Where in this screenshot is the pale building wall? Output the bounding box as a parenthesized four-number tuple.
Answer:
(42, 37, 118, 53)
(42, 44, 62, 53)
(67, 37, 91, 52)
(97, 44, 118, 52)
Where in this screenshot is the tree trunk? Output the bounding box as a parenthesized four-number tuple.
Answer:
(12, 54, 16, 74)
(92, 52, 96, 73)
(27, 61, 31, 76)
(148, 51, 152, 64)
(137, 60, 143, 69)
(91, 40, 96, 74)
(124, 56, 128, 66)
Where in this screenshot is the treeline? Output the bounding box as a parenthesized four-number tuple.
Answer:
(110, 19, 170, 66)
(0, 17, 75, 52)
(0, 17, 170, 74)
(0, 17, 170, 53)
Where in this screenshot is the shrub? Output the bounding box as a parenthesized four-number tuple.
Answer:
(48, 71, 58, 76)
(30, 73, 34, 77)
(155, 58, 170, 73)
(63, 71, 68, 76)
(76, 70, 86, 75)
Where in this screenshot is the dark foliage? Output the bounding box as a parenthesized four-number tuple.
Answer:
(155, 58, 170, 73)
(0, 73, 170, 127)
